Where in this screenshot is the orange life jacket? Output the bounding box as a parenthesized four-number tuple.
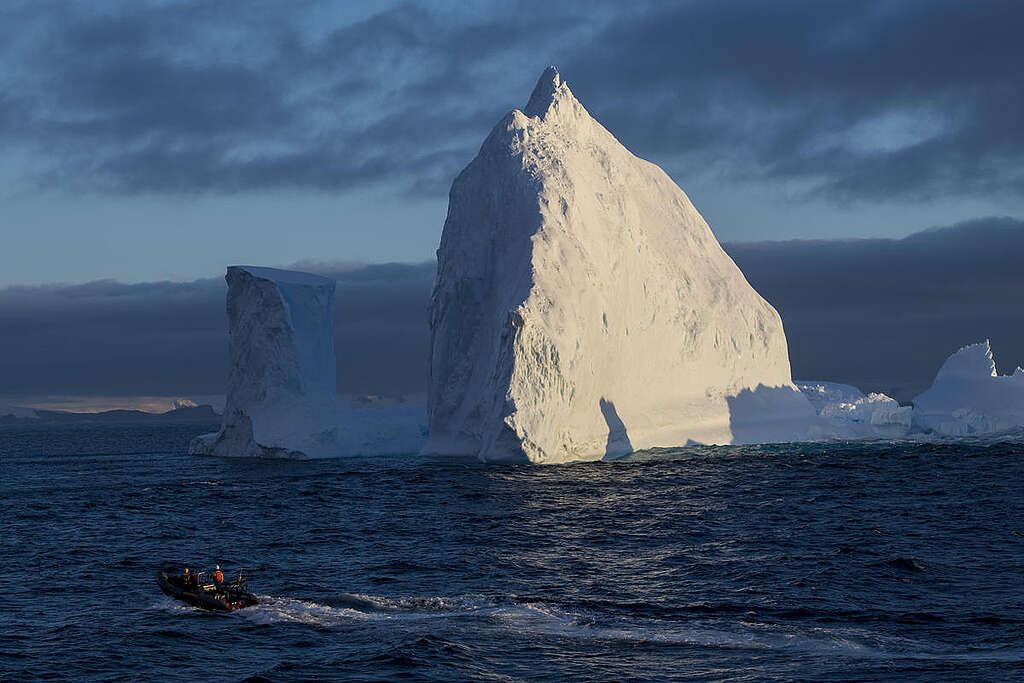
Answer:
(214, 570, 224, 583)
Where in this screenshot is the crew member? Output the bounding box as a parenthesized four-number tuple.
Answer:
(213, 565, 224, 589)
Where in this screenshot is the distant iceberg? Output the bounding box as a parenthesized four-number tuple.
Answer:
(797, 381, 912, 439)
(190, 266, 426, 458)
(911, 340, 1024, 436)
(797, 340, 1024, 441)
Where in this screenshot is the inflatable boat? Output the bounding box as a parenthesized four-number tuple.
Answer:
(156, 568, 259, 612)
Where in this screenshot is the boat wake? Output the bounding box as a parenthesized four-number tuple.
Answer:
(240, 593, 499, 627)
(215, 592, 1022, 663)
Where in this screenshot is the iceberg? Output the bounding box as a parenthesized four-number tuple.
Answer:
(426, 66, 817, 464)
(190, 266, 426, 458)
(797, 381, 913, 439)
(912, 340, 1024, 436)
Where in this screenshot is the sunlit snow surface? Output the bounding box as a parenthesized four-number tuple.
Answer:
(427, 67, 816, 463)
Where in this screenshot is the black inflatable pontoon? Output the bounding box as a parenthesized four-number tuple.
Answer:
(157, 569, 259, 612)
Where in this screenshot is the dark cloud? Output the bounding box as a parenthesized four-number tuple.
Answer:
(563, 0, 1024, 202)
(0, 276, 226, 397)
(327, 262, 434, 395)
(5, 0, 1022, 202)
(0, 262, 433, 400)
(2, 219, 1022, 405)
(727, 216, 1024, 401)
(1, 0, 577, 195)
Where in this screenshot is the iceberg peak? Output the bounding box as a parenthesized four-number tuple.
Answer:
(934, 339, 997, 381)
(523, 65, 571, 119)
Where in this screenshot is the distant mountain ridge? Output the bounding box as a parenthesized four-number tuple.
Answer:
(0, 404, 220, 425)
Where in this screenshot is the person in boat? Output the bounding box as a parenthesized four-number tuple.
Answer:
(213, 565, 224, 590)
(181, 567, 198, 589)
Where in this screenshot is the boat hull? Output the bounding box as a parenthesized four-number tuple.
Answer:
(156, 571, 259, 612)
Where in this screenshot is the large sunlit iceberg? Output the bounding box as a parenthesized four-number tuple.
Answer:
(426, 66, 818, 464)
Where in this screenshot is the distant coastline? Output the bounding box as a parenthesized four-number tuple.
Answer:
(0, 404, 220, 426)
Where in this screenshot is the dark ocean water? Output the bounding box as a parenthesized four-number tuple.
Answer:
(2, 423, 1023, 682)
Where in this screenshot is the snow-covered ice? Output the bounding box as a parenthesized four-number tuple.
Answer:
(797, 381, 913, 439)
(190, 266, 426, 458)
(426, 66, 818, 464)
(797, 341, 1024, 440)
(911, 340, 1024, 436)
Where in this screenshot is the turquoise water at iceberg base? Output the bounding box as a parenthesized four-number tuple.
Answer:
(2, 422, 1023, 682)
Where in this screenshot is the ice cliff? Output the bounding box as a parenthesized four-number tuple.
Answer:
(912, 340, 1024, 436)
(190, 266, 425, 458)
(426, 66, 816, 464)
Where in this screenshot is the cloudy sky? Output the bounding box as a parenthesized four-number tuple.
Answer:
(1, 0, 1023, 408)
(3, 0, 1024, 286)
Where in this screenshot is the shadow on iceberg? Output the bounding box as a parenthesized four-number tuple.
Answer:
(599, 398, 633, 461)
(726, 384, 818, 445)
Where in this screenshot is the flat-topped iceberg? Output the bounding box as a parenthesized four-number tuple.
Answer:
(426, 66, 817, 464)
(912, 340, 1024, 436)
(190, 266, 425, 458)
